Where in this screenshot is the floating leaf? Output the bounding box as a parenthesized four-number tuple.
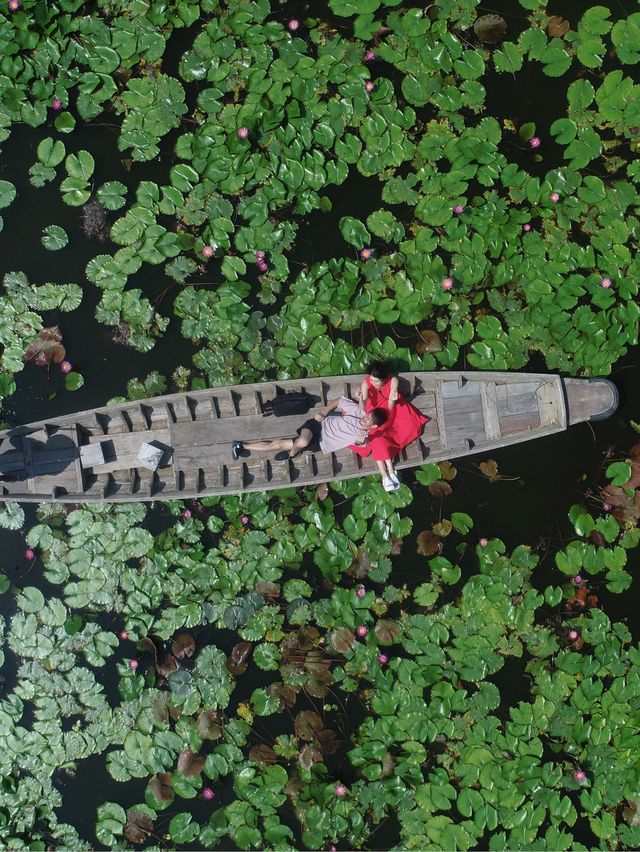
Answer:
(172, 633, 195, 659)
(249, 745, 277, 765)
(374, 619, 401, 645)
(176, 749, 205, 777)
(0, 180, 16, 209)
(474, 14, 507, 43)
(547, 16, 570, 37)
(294, 711, 323, 740)
(417, 530, 442, 556)
(149, 773, 174, 803)
(329, 627, 357, 655)
(41, 225, 69, 251)
(227, 641, 252, 675)
(23, 326, 65, 366)
(125, 811, 154, 844)
(65, 371, 85, 391)
(479, 459, 500, 482)
(196, 710, 223, 741)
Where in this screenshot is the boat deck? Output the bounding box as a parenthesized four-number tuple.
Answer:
(0, 372, 617, 502)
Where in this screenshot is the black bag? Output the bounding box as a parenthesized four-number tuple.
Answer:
(265, 391, 317, 417)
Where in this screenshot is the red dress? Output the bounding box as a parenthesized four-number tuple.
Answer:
(350, 377, 429, 461)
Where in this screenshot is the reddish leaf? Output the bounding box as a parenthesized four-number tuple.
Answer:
(227, 641, 252, 675)
(428, 480, 453, 498)
(316, 728, 341, 755)
(348, 546, 371, 578)
(390, 536, 403, 556)
(125, 811, 154, 844)
(374, 619, 401, 645)
(149, 773, 174, 803)
(268, 682, 299, 709)
(479, 459, 500, 482)
(416, 530, 442, 556)
(23, 326, 65, 367)
(294, 710, 323, 740)
(176, 748, 205, 777)
(306, 666, 334, 698)
(255, 580, 280, 599)
(473, 13, 507, 43)
(196, 710, 222, 740)
(138, 636, 158, 661)
(329, 626, 357, 655)
(547, 15, 570, 37)
(415, 329, 442, 353)
(156, 653, 178, 677)
(298, 743, 322, 769)
(249, 744, 277, 765)
(438, 461, 457, 481)
(171, 633, 195, 660)
(316, 482, 330, 501)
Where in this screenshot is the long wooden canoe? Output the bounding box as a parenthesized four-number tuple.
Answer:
(0, 372, 618, 503)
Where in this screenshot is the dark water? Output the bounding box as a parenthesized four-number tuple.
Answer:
(0, 1, 639, 848)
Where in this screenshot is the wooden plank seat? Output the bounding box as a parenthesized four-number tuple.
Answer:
(83, 429, 172, 474)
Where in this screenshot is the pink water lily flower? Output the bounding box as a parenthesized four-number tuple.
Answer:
(359, 247, 372, 260)
(60, 360, 73, 374)
(356, 625, 368, 638)
(51, 98, 62, 111)
(241, 515, 250, 525)
(356, 586, 366, 598)
(377, 653, 389, 665)
(364, 80, 375, 93)
(201, 787, 216, 800)
(128, 659, 139, 671)
(200, 245, 215, 259)
(24, 548, 35, 560)
(237, 127, 249, 140)
(568, 628, 580, 642)
(523, 223, 531, 232)
(119, 630, 129, 640)
(8, 0, 19, 10)
(453, 204, 465, 215)
(573, 769, 587, 783)
(335, 783, 347, 797)
(599, 277, 612, 289)
(550, 192, 560, 203)
(529, 136, 541, 149)
(287, 18, 299, 31)
(364, 49, 376, 62)
(479, 537, 489, 547)
(440, 277, 454, 291)
(181, 509, 192, 519)
(572, 575, 584, 586)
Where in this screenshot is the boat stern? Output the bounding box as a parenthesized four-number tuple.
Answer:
(563, 378, 619, 424)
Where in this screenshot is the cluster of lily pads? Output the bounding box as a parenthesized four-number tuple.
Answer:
(0, 439, 638, 849)
(0, 0, 638, 396)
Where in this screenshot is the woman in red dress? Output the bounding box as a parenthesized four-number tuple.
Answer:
(350, 361, 430, 490)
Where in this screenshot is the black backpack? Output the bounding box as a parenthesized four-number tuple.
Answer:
(263, 391, 317, 417)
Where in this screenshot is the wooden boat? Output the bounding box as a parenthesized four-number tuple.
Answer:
(0, 372, 618, 503)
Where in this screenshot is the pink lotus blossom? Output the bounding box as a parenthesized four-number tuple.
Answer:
(599, 277, 612, 289)
(8, 0, 19, 10)
(255, 250, 265, 259)
(550, 192, 560, 203)
(364, 50, 376, 62)
(257, 261, 268, 272)
(287, 18, 299, 32)
(523, 223, 531, 232)
(573, 769, 587, 783)
(479, 538, 489, 547)
(364, 80, 375, 93)
(359, 247, 372, 260)
(51, 98, 62, 111)
(356, 625, 368, 638)
(237, 127, 249, 140)
(335, 783, 347, 797)
(453, 204, 465, 215)
(201, 787, 216, 800)
(119, 630, 129, 640)
(377, 653, 389, 665)
(441, 277, 454, 291)
(60, 360, 73, 374)
(128, 659, 139, 671)
(572, 575, 584, 586)
(241, 515, 250, 525)
(24, 548, 35, 560)
(356, 587, 366, 598)
(529, 136, 541, 149)
(568, 629, 580, 642)
(200, 245, 215, 259)
(181, 509, 192, 519)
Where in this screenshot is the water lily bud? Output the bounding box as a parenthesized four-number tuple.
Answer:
(181, 509, 192, 519)
(255, 250, 265, 259)
(356, 586, 366, 598)
(364, 50, 376, 62)
(572, 575, 584, 586)
(523, 223, 531, 232)
(24, 548, 35, 560)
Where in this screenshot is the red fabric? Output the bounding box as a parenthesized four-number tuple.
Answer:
(350, 377, 430, 461)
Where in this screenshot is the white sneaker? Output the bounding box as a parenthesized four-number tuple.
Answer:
(389, 471, 400, 489)
(382, 476, 395, 492)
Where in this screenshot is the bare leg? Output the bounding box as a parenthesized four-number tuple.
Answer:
(243, 437, 294, 453)
(289, 428, 313, 459)
(375, 459, 395, 479)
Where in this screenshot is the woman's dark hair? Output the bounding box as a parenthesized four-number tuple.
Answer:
(366, 360, 392, 380)
(368, 408, 388, 426)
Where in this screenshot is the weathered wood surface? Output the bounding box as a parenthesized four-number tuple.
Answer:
(0, 372, 618, 503)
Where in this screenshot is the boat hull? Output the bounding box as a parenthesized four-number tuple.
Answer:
(0, 372, 618, 503)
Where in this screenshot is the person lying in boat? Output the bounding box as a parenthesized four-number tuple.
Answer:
(231, 397, 401, 489)
(353, 360, 430, 485)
